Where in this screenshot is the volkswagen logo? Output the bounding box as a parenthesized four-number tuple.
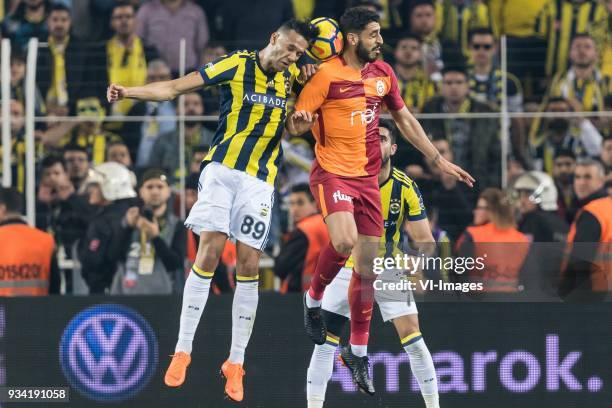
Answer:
(59, 304, 158, 402)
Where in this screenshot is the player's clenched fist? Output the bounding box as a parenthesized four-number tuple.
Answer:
(107, 84, 127, 103)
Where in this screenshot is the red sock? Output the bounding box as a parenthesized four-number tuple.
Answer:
(308, 242, 350, 300)
(348, 269, 375, 346)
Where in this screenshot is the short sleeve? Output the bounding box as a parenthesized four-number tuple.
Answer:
(384, 68, 406, 112)
(198, 52, 241, 87)
(403, 182, 427, 221)
(295, 69, 331, 114)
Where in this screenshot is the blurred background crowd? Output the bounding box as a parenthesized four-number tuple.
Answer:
(0, 0, 610, 297)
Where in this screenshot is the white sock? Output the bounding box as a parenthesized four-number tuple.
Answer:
(175, 269, 212, 354)
(307, 341, 336, 407)
(228, 278, 259, 365)
(351, 344, 367, 357)
(307, 399, 324, 408)
(403, 333, 439, 408)
(305, 291, 322, 308)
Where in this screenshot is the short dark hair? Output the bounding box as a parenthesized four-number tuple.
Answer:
(49, 3, 71, 15)
(378, 118, 397, 144)
(41, 154, 66, 171)
(139, 168, 169, 189)
(63, 143, 88, 155)
(290, 183, 314, 201)
(409, 0, 435, 14)
(554, 148, 576, 161)
(279, 19, 319, 44)
(111, 0, 135, 14)
(0, 187, 23, 214)
(468, 27, 494, 43)
(441, 64, 468, 78)
(571, 32, 594, 44)
(396, 32, 422, 45)
(340, 7, 380, 35)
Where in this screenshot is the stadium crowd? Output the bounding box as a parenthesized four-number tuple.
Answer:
(0, 0, 610, 297)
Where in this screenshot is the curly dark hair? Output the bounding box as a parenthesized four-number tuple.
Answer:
(339, 6, 380, 35)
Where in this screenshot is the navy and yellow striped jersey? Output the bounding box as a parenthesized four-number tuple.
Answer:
(199, 50, 300, 185)
(468, 68, 523, 111)
(397, 69, 437, 112)
(435, 0, 491, 57)
(0, 135, 44, 193)
(535, 0, 607, 77)
(346, 167, 427, 267)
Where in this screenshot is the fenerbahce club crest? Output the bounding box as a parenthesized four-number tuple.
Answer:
(389, 198, 401, 215)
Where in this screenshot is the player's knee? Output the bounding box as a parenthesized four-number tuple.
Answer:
(196, 242, 224, 271)
(394, 315, 420, 339)
(330, 235, 356, 255)
(197, 250, 221, 271)
(236, 257, 259, 277)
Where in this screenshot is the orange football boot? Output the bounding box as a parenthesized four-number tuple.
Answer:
(164, 352, 191, 387)
(220, 360, 245, 402)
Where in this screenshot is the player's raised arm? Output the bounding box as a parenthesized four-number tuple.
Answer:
(390, 106, 475, 187)
(107, 71, 204, 102)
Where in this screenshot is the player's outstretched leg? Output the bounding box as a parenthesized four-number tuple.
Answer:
(165, 231, 226, 387)
(304, 212, 356, 344)
(221, 242, 261, 402)
(394, 315, 439, 408)
(341, 235, 379, 394)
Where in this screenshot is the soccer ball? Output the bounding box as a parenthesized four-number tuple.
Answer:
(307, 17, 344, 62)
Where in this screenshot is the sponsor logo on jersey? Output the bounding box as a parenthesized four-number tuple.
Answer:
(243, 92, 287, 108)
(350, 103, 378, 126)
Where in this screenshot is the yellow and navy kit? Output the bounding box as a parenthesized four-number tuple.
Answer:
(468, 67, 523, 109)
(547, 69, 611, 112)
(435, 0, 491, 57)
(346, 167, 427, 267)
(535, 0, 607, 77)
(0, 134, 44, 193)
(398, 69, 437, 112)
(199, 50, 300, 185)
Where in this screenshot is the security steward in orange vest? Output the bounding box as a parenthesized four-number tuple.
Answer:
(0, 187, 59, 296)
(275, 183, 329, 293)
(560, 159, 612, 298)
(456, 188, 531, 292)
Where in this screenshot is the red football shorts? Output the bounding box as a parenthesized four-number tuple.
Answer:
(309, 160, 383, 237)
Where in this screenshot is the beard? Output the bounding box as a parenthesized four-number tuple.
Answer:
(557, 172, 573, 186)
(548, 118, 570, 134)
(356, 41, 379, 63)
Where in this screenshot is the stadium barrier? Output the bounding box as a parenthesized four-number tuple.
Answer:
(0, 295, 610, 407)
